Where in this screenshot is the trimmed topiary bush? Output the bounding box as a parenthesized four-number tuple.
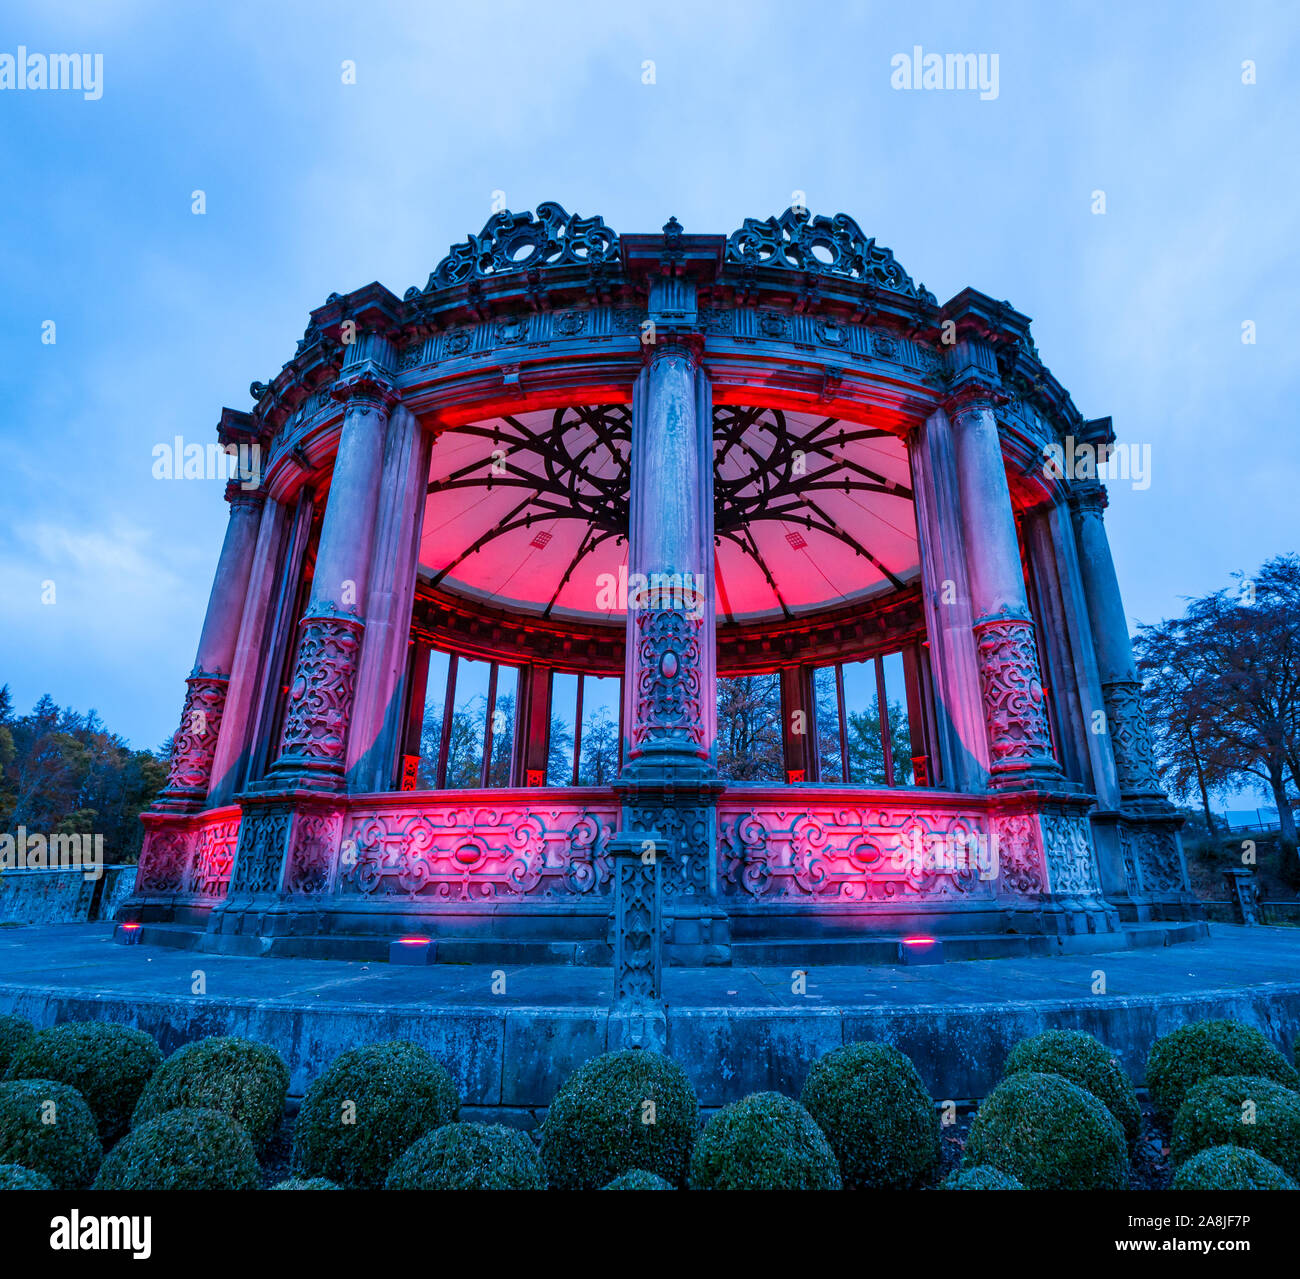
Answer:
(292, 1041, 459, 1189)
(5, 1021, 162, 1144)
(1003, 1029, 1141, 1145)
(602, 1168, 675, 1190)
(0, 1015, 35, 1076)
(1170, 1075, 1300, 1180)
(0, 1079, 101, 1190)
(1172, 1144, 1297, 1190)
(386, 1122, 544, 1190)
(799, 1041, 940, 1188)
(94, 1108, 259, 1190)
(271, 1176, 341, 1190)
(964, 1072, 1128, 1190)
(689, 1092, 842, 1191)
(1146, 1019, 1299, 1122)
(540, 1050, 699, 1190)
(0, 1162, 54, 1190)
(132, 1036, 288, 1151)
(942, 1165, 1025, 1190)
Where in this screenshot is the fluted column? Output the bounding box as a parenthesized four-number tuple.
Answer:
(207, 495, 291, 806)
(947, 390, 1063, 792)
(267, 355, 397, 790)
(1070, 480, 1164, 803)
(346, 402, 432, 791)
(155, 482, 265, 811)
(907, 408, 990, 791)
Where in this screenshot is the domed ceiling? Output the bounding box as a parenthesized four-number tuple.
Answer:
(417, 403, 919, 626)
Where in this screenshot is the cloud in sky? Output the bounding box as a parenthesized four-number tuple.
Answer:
(0, 0, 1296, 769)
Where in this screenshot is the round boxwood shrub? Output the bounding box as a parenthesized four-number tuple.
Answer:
(1170, 1074, 1300, 1180)
(0, 1079, 101, 1190)
(94, 1108, 259, 1190)
(0, 1162, 54, 1190)
(132, 1036, 288, 1151)
(386, 1122, 544, 1190)
(291, 1041, 459, 1189)
(1146, 1019, 1299, 1122)
(602, 1168, 675, 1190)
(689, 1092, 842, 1191)
(1172, 1144, 1297, 1190)
(1003, 1029, 1141, 1145)
(942, 1165, 1025, 1190)
(271, 1176, 341, 1190)
(964, 1072, 1128, 1190)
(799, 1041, 939, 1188)
(0, 1015, 35, 1076)
(5, 1021, 162, 1144)
(540, 1050, 699, 1189)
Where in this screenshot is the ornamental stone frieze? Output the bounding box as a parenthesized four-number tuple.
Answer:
(275, 612, 364, 770)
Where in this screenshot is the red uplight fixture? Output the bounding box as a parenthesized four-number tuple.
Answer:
(898, 936, 944, 966)
(389, 936, 436, 966)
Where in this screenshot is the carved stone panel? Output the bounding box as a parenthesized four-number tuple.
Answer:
(340, 799, 618, 900)
(717, 795, 1004, 902)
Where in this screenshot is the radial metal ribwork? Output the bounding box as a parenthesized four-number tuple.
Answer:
(417, 403, 919, 625)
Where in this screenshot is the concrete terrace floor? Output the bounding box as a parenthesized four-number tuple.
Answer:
(2, 921, 1299, 1107)
(0, 920, 1296, 1011)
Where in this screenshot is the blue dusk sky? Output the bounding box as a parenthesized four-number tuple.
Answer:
(0, 1, 1295, 793)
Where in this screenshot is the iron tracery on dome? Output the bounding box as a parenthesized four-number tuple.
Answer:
(129, 201, 1197, 972)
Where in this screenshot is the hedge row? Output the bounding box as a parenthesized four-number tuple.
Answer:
(1, 1015, 1297, 1191)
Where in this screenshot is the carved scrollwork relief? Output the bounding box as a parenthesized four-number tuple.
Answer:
(1102, 679, 1163, 795)
(277, 615, 363, 764)
(341, 802, 616, 900)
(972, 614, 1057, 770)
(632, 610, 704, 749)
(160, 675, 228, 797)
(718, 798, 999, 901)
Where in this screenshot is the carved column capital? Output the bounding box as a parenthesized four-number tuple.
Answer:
(329, 368, 399, 412)
(1069, 479, 1109, 518)
(942, 377, 1009, 422)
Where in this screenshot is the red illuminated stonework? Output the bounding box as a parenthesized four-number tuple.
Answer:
(124, 204, 1195, 961)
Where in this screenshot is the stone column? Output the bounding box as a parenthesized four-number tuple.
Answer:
(622, 340, 716, 778)
(346, 403, 432, 792)
(1069, 481, 1163, 803)
(267, 351, 397, 790)
(1070, 475, 1191, 906)
(154, 482, 265, 811)
(208, 496, 291, 806)
(947, 390, 1063, 792)
(907, 408, 990, 791)
(617, 329, 726, 961)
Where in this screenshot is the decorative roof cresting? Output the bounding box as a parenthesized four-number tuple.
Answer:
(415, 201, 621, 296)
(725, 207, 934, 303)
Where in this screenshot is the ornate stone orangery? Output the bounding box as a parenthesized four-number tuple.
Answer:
(128, 203, 1195, 965)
